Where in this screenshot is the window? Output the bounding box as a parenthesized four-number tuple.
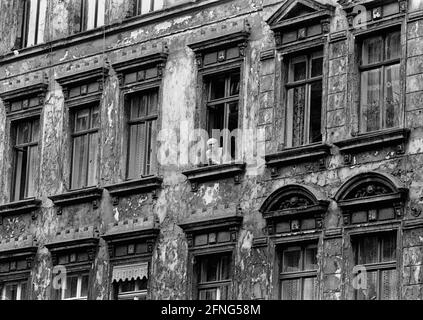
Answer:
(126, 90, 158, 179)
(132, 0, 164, 16)
(353, 233, 397, 300)
(17, 0, 46, 48)
(11, 118, 40, 202)
(0, 281, 28, 300)
(74, 0, 105, 33)
(58, 274, 89, 300)
(359, 30, 401, 133)
(206, 71, 240, 161)
(196, 253, 231, 300)
(71, 105, 99, 189)
(286, 51, 323, 148)
(114, 278, 147, 300)
(279, 243, 318, 300)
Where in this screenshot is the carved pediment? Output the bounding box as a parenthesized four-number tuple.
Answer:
(267, 0, 334, 32)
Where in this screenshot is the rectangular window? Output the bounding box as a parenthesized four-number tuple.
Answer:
(360, 30, 401, 133)
(0, 280, 28, 300)
(206, 71, 240, 161)
(196, 253, 231, 300)
(71, 105, 99, 189)
(353, 233, 398, 300)
(132, 0, 164, 16)
(279, 243, 318, 300)
(59, 274, 89, 300)
(114, 278, 148, 300)
(126, 90, 158, 179)
(286, 51, 323, 148)
(74, 0, 104, 33)
(17, 0, 46, 48)
(11, 118, 40, 202)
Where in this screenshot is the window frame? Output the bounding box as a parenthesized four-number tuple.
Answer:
(69, 103, 100, 190)
(278, 242, 319, 300)
(131, 0, 164, 17)
(350, 231, 399, 300)
(194, 252, 233, 300)
(358, 29, 402, 133)
(0, 279, 29, 301)
(59, 272, 89, 301)
(10, 116, 41, 202)
(17, 0, 45, 49)
(284, 50, 324, 148)
(124, 88, 159, 180)
(113, 277, 148, 300)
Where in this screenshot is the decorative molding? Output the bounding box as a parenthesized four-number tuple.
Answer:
(45, 226, 99, 254)
(0, 198, 42, 225)
(182, 162, 246, 192)
(333, 128, 410, 165)
(0, 234, 37, 278)
(102, 216, 159, 244)
(104, 176, 163, 204)
(265, 144, 331, 175)
(48, 187, 103, 210)
(188, 19, 251, 53)
(260, 49, 275, 61)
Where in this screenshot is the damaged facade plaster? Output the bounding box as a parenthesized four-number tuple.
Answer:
(1, 0, 423, 300)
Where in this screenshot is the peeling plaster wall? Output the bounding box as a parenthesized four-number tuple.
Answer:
(1, 0, 423, 300)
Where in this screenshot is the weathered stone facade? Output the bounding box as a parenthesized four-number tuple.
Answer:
(1, 0, 423, 300)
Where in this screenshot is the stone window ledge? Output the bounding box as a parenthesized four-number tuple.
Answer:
(104, 176, 163, 205)
(333, 128, 410, 164)
(265, 143, 331, 175)
(49, 187, 103, 212)
(0, 198, 42, 224)
(182, 162, 246, 191)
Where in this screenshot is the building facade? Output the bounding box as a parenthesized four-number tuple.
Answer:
(1, 0, 423, 300)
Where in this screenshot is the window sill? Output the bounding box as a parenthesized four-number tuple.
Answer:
(333, 128, 410, 164)
(265, 143, 331, 175)
(0, 198, 41, 224)
(48, 187, 103, 212)
(104, 176, 163, 205)
(182, 162, 246, 192)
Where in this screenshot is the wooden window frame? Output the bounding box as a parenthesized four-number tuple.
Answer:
(0, 279, 28, 300)
(69, 103, 100, 190)
(350, 231, 399, 300)
(278, 242, 318, 300)
(358, 29, 402, 134)
(59, 272, 89, 301)
(114, 277, 148, 300)
(284, 50, 324, 148)
(194, 252, 232, 300)
(125, 89, 159, 180)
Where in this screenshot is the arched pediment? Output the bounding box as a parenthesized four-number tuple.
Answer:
(334, 172, 408, 203)
(260, 185, 329, 235)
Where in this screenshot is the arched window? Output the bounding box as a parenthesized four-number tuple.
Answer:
(334, 172, 408, 300)
(259, 185, 328, 300)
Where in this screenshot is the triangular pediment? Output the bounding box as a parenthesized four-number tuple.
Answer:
(267, 0, 334, 29)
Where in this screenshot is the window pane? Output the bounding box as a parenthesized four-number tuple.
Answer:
(303, 277, 317, 300)
(5, 284, 18, 300)
(80, 275, 89, 298)
(91, 105, 99, 129)
(309, 81, 322, 143)
(20, 282, 27, 300)
(87, 132, 98, 186)
(26, 145, 38, 198)
(127, 123, 146, 179)
(357, 236, 379, 264)
(382, 235, 396, 262)
(32, 119, 40, 142)
(384, 64, 400, 129)
(293, 60, 307, 82)
(119, 280, 136, 293)
(290, 86, 306, 147)
(17, 121, 31, 145)
(362, 36, 383, 65)
(12, 149, 25, 201)
(381, 269, 398, 300)
(385, 31, 401, 60)
(75, 108, 90, 132)
(281, 279, 301, 300)
(304, 246, 318, 271)
(229, 73, 240, 96)
(356, 270, 377, 300)
(199, 289, 217, 300)
(360, 69, 381, 132)
(71, 135, 89, 189)
(65, 276, 78, 299)
(148, 91, 158, 115)
(207, 104, 225, 137)
(311, 57, 323, 78)
(283, 249, 301, 272)
(209, 76, 226, 100)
